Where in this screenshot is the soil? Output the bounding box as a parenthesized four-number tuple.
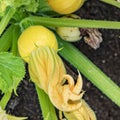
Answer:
(5, 0, 120, 120)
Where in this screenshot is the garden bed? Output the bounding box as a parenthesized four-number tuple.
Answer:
(5, 0, 120, 120)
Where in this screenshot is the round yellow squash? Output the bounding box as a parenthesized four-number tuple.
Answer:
(48, 0, 85, 14)
(18, 25, 58, 62)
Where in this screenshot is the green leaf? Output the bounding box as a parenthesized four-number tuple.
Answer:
(37, 0, 59, 17)
(0, 0, 40, 35)
(24, 0, 39, 13)
(0, 52, 25, 93)
(0, 7, 16, 36)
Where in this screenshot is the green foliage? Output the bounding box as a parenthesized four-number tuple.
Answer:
(0, 52, 25, 94)
(0, 0, 40, 35)
(0, 25, 15, 52)
(0, 0, 13, 16)
(0, 0, 39, 17)
(0, 0, 120, 119)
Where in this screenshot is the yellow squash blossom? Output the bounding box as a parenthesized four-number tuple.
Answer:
(28, 46, 96, 120)
(29, 46, 84, 111)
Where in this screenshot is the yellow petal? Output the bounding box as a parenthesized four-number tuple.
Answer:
(64, 99, 96, 120)
(29, 46, 84, 111)
(29, 46, 59, 93)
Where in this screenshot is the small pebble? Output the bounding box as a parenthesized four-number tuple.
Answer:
(114, 53, 118, 57)
(102, 60, 106, 63)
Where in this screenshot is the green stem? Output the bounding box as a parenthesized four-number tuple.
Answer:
(20, 16, 120, 29)
(10, 25, 21, 56)
(0, 7, 16, 36)
(100, 0, 120, 8)
(0, 91, 12, 109)
(57, 36, 120, 107)
(0, 25, 15, 52)
(36, 85, 58, 120)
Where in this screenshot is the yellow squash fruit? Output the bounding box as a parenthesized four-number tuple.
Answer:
(18, 25, 58, 62)
(56, 27, 81, 42)
(48, 0, 85, 14)
(56, 14, 81, 42)
(29, 46, 84, 111)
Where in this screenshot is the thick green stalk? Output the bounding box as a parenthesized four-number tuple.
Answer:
(0, 7, 16, 36)
(10, 25, 21, 56)
(36, 85, 58, 120)
(0, 25, 15, 52)
(100, 0, 120, 8)
(20, 16, 120, 29)
(57, 36, 120, 107)
(0, 91, 12, 109)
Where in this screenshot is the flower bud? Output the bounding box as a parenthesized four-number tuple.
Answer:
(56, 14, 81, 42)
(56, 27, 81, 42)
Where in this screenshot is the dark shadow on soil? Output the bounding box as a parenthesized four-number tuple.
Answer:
(5, 0, 120, 120)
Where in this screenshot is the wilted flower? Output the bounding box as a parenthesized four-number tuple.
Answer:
(80, 28, 103, 49)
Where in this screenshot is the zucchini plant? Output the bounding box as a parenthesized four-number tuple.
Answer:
(0, 0, 120, 119)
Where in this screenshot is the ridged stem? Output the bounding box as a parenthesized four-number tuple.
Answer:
(0, 25, 15, 52)
(10, 25, 21, 56)
(0, 7, 16, 36)
(0, 91, 12, 109)
(20, 16, 120, 29)
(36, 85, 58, 120)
